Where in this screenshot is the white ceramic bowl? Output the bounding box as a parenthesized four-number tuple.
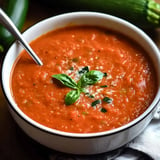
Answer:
(1, 12, 160, 154)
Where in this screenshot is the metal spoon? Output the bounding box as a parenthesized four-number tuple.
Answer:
(0, 8, 43, 66)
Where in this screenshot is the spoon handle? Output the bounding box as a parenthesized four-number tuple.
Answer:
(0, 8, 43, 66)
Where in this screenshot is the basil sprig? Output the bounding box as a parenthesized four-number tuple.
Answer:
(52, 70, 104, 105)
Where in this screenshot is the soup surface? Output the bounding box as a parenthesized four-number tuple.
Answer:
(11, 26, 157, 133)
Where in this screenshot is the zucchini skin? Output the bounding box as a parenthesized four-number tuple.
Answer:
(44, 0, 160, 28)
(0, 0, 28, 51)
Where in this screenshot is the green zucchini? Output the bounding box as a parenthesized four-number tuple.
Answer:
(44, 0, 160, 28)
(0, 0, 28, 53)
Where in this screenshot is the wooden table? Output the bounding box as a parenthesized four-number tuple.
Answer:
(0, 1, 160, 159)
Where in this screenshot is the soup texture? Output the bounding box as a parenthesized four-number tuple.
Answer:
(11, 26, 157, 133)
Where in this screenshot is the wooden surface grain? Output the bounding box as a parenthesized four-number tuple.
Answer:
(0, 1, 160, 159)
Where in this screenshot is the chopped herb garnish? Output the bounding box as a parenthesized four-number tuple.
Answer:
(72, 57, 79, 62)
(103, 72, 107, 77)
(85, 92, 95, 98)
(89, 94, 95, 98)
(100, 85, 108, 88)
(91, 99, 101, 107)
(100, 108, 107, 113)
(69, 66, 74, 70)
(103, 97, 112, 103)
(82, 111, 88, 115)
(85, 92, 90, 96)
(78, 66, 89, 74)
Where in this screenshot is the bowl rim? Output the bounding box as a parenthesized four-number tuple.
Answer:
(1, 11, 160, 138)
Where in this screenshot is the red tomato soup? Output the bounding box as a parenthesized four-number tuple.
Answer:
(11, 26, 157, 133)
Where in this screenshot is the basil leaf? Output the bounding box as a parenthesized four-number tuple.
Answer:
(65, 89, 80, 105)
(52, 74, 78, 89)
(79, 70, 104, 87)
(103, 97, 112, 103)
(100, 108, 107, 113)
(91, 99, 101, 107)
